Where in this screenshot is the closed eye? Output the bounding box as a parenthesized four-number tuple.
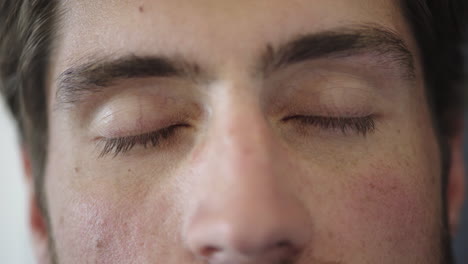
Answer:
(283, 115, 376, 136)
(97, 124, 190, 158)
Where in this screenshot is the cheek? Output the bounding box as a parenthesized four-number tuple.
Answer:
(52, 195, 139, 263)
(49, 181, 182, 264)
(348, 174, 422, 236)
(338, 160, 442, 256)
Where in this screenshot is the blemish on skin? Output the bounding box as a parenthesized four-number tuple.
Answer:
(96, 239, 104, 249)
(138, 5, 144, 13)
(74, 167, 80, 173)
(368, 182, 398, 196)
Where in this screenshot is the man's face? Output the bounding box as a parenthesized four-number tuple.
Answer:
(43, 0, 446, 263)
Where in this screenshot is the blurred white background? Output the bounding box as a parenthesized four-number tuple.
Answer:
(0, 98, 466, 263)
(0, 99, 34, 263)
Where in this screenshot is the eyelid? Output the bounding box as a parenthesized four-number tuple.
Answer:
(284, 114, 376, 136)
(267, 83, 377, 120)
(90, 103, 186, 139)
(96, 124, 189, 157)
(88, 92, 202, 138)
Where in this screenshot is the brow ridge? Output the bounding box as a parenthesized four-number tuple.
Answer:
(260, 24, 415, 79)
(56, 54, 200, 106)
(55, 24, 415, 108)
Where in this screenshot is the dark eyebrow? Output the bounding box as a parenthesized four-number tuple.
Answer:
(56, 55, 202, 106)
(56, 25, 414, 108)
(260, 25, 415, 79)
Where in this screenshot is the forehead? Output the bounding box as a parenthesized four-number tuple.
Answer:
(55, 0, 411, 71)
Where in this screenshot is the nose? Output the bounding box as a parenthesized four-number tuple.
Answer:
(183, 94, 311, 264)
(185, 192, 311, 264)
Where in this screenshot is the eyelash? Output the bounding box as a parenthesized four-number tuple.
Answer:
(98, 115, 375, 157)
(284, 115, 376, 136)
(98, 124, 188, 157)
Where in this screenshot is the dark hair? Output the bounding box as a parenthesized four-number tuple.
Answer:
(0, 0, 59, 211)
(0, 0, 466, 212)
(402, 0, 467, 137)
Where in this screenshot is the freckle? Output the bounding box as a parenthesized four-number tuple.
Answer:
(96, 239, 104, 249)
(139, 5, 144, 13)
(122, 222, 131, 236)
(74, 167, 80, 173)
(369, 183, 375, 189)
(128, 169, 132, 173)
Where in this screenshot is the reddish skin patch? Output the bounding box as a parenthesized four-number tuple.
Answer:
(342, 164, 437, 257)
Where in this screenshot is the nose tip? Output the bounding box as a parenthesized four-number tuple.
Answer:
(184, 199, 310, 264)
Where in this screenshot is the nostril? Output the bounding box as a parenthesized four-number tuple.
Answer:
(272, 240, 299, 257)
(275, 240, 291, 248)
(198, 240, 295, 261)
(200, 245, 221, 257)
